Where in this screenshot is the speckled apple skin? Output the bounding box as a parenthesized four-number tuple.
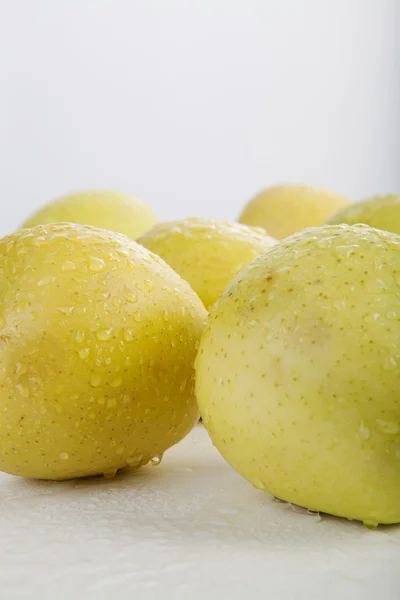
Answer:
(22, 190, 158, 240)
(0, 223, 206, 480)
(138, 218, 276, 310)
(196, 224, 400, 525)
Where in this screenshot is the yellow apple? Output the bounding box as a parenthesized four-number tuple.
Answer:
(138, 218, 276, 310)
(22, 190, 158, 240)
(196, 224, 400, 526)
(327, 194, 400, 234)
(239, 184, 349, 239)
(0, 223, 206, 480)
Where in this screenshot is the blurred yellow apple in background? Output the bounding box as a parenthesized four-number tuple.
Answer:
(239, 184, 349, 239)
(327, 194, 400, 234)
(21, 190, 158, 240)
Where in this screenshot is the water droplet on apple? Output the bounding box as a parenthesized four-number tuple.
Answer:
(363, 278, 386, 294)
(127, 454, 143, 467)
(110, 378, 122, 389)
(15, 362, 27, 378)
(376, 419, 399, 435)
(253, 478, 265, 490)
(61, 260, 76, 271)
(37, 275, 56, 287)
(57, 306, 74, 315)
(90, 374, 102, 387)
(144, 279, 154, 291)
(126, 292, 138, 303)
(334, 244, 355, 258)
(359, 422, 370, 440)
(386, 310, 398, 320)
(15, 384, 29, 398)
(363, 519, 378, 530)
(31, 236, 47, 248)
(75, 331, 85, 343)
(383, 356, 398, 370)
(88, 256, 106, 272)
(96, 328, 113, 341)
(103, 468, 118, 479)
(51, 400, 63, 415)
(123, 329, 134, 342)
(150, 454, 163, 466)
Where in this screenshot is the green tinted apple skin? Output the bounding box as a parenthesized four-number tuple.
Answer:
(196, 224, 400, 526)
(22, 190, 158, 240)
(138, 218, 276, 310)
(0, 223, 206, 480)
(327, 194, 400, 235)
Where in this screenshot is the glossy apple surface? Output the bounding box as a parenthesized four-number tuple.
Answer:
(139, 218, 276, 310)
(196, 224, 400, 526)
(0, 223, 206, 480)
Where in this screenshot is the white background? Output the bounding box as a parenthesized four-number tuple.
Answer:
(0, 1, 399, 237)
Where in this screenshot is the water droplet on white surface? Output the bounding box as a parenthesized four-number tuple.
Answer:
(217, 506, 240, 516)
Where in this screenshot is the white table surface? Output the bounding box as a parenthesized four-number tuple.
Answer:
(0, 424, 399, 600)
